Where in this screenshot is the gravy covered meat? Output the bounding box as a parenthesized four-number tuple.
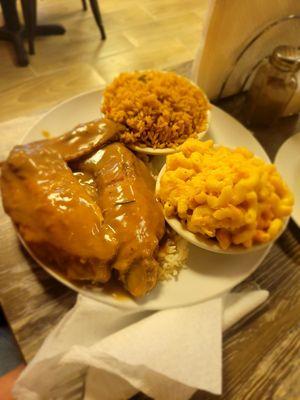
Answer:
(1, 119, 165, 297)
(79, 143, 165, 296)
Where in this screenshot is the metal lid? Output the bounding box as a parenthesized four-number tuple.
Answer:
(270, 45, 300, 72)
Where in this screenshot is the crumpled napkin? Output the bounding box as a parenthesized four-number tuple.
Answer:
(13, 290, 269, 400)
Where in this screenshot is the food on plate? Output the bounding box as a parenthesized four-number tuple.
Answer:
(158, 138, 294, 249)
(47, 117, 125, 161)
(76, 143, 165, 296)
(101, 70, 210, 149)
(157, 227, 188, 280)
(1, 119, 122, 282)
(1, 118, 169, 297)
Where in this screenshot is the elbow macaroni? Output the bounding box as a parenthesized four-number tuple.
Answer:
(158, 139, 293, 249)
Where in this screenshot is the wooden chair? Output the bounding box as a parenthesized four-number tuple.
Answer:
(82, 0, 106, 40)
(22, 0, 106, 55)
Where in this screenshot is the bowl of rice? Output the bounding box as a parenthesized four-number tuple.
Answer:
(101, 70, 211, 155)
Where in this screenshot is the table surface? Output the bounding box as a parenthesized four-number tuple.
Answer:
(0, 61, 300, 400)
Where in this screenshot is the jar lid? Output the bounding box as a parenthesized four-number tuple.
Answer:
(271, 45, 300, 72)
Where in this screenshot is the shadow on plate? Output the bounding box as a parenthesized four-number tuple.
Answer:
(186, 243, 271, 279)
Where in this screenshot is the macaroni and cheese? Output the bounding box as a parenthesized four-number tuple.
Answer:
(158, 139, 293, 249)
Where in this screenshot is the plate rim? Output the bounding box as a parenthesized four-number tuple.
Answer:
(17, 231, 272, 310)
(274, 132, 300, 228)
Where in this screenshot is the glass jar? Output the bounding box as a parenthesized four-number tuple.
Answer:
(244, 45, 300, 127)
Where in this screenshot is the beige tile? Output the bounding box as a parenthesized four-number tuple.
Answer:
(38, 0, 138, 16)
(0, 44, 36, 92)
(177, 27, 204, 54)
(30, 32, 134, 75)
(123, 12, 203, 47)
(35, 0, 90, 24)
(102, 6, 155, 33)
(0, 0, 203, 119)
(37, 2, 155, 32)
(94, 37, 192, 82)
(37, 4, 155, 36)
(87, 0, 139, 14)
(140, 0, 207, 19)
(0, 64, 105, 122)
(193, 0, 209, 18)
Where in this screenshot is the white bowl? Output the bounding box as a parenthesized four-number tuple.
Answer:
(102, 71, 211, 155)
(156, 164, 289, 255)
(129, 108, 211, 155)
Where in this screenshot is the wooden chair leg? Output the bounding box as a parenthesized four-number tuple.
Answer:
(21, 0, 37, 55)
(0, 0, 29, 66)
(89, 0, 106, 40)
(11, 31, 30, 65)
(82, 0, 87, 11)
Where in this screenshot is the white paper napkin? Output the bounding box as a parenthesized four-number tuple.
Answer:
(13, 290, 269, 400)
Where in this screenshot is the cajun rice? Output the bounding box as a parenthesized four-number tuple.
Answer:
(101, 70, 210, 149)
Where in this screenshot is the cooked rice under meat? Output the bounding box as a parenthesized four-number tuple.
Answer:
(158, 231, 189, 280)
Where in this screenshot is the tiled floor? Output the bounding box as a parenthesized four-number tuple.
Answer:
(0, 0, 208, 121)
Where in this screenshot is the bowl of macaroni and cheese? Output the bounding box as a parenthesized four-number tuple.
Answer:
(156, 139, 294, 254)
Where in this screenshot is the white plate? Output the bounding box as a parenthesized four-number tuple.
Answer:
(21, 89, 271, 310)
(275, 133, 300, 227)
